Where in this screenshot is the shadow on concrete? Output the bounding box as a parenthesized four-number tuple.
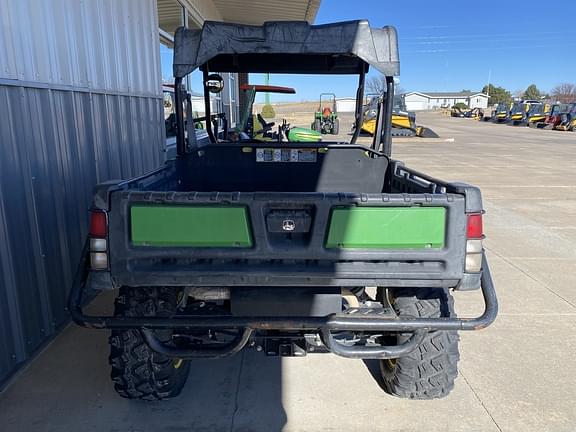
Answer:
(362, 359, 387, 392)
(0, 293, 287, 432)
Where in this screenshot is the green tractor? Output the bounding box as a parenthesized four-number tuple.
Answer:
(312, 93, 339, 135)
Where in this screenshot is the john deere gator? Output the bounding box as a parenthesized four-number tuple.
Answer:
(69, 20, 497, 402)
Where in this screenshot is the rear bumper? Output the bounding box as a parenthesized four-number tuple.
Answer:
(69, 243, 497, 333)
(69, 241, 497, 359)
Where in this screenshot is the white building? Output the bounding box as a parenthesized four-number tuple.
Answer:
(403, 92, 489, 111)
(336, 97, 357, 112)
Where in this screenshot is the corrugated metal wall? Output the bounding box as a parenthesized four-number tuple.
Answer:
(0, 0, 163, 387)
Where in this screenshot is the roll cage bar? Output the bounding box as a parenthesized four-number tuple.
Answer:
(172, 20, 399, 156)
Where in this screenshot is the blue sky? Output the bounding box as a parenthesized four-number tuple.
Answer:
(250, 0, 576, 102)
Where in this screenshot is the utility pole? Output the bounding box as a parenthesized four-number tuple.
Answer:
(487, 69, 491, 99)
(264, 73, 270, 105)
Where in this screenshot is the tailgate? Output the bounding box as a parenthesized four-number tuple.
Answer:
(108, 191, 468, 288)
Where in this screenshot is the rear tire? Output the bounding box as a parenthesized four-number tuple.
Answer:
(109, 287, 190, 400)
(313, 119, 321, 132)
(332, 118, 339, 135)
(379, 287, 459, 400)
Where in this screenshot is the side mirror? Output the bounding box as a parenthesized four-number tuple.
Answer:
(205, 74, 224, 94)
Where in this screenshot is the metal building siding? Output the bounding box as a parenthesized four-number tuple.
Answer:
(0, 0, 163, 387)
(0, 87, 164, 388)
(0, 0, 160, 95)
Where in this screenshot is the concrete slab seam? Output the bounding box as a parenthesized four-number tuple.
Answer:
(459, 369, 503, 432)
(229, 349, 247, 432)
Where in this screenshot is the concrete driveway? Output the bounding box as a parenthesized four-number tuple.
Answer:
(1, 112, 575, 431)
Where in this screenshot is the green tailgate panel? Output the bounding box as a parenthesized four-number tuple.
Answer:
(131, 206, 252, 247)
(326, 207, 446, 249)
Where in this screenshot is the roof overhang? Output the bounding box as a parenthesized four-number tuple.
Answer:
(404, 92, 430, 98)
(405, 92, 489, 99)
(211, 0, 320, 25)
(173, 20, 400, 77)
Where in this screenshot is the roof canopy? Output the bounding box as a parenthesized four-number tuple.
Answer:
(173, 20, 399, 77)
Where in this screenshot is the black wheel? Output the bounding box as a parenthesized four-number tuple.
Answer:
(332, 118, 339, 135)
(379, 287, 459, 400)
(313, 119, 322, 132)
(109, 287, 190, 400)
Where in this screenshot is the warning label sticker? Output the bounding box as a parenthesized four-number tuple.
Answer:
(256, 148, 317, 163)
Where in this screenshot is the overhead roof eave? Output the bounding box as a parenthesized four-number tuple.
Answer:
(211, 0, 321, 25)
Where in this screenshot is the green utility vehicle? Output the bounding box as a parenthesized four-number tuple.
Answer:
(70, 20, 497, 401)
(312, 93, 339, 134)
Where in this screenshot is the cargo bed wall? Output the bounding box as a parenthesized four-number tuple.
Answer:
(107, 149, 481, 205)
(174, 145, 388, 193)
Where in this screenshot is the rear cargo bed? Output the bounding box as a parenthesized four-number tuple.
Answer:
(94, 146, 482, 290)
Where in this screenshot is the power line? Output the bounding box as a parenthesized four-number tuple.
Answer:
(403, 43, 576, 54)
(402, 30, 576, 40)
(402, 35, 573, 45)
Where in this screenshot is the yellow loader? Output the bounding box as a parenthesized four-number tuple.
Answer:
(555, 103, 576, 131)
(359, 95, 439, 138)
(509, 100, 543, 126)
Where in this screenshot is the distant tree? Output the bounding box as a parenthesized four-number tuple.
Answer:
(482, 84, 512, 105)
(551, 83, 576, 103)
(461, 89, 471, 93)
(513, 89, 524, 99)
(367, 76, 385, 94)
(522, 84, 542, 101)
(367, 75, 404, 95)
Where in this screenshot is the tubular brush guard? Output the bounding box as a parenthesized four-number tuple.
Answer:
(68, 241, 498, 359)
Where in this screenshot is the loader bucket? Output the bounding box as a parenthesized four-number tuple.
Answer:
(416, 126, 440, 138)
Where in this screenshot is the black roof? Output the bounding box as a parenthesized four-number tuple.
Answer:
(173, 20, 400, 77)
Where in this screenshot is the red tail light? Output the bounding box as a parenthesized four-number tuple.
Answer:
(89, 210, 108, 238)
(466, 213, 483, 239)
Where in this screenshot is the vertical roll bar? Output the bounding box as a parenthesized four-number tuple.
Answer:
(175, 77, 186, 157)
(350, 68, 366, 145)
(203, 68, 217, 143)
(382, 76, 395, 156)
